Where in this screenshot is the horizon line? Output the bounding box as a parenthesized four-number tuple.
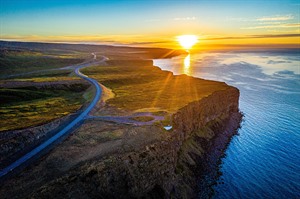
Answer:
(0, 39, 299, 50)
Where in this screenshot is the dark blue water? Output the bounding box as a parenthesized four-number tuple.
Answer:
(154, 51, 300, 198)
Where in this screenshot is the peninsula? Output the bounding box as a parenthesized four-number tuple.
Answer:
(0, 41, 242, 198)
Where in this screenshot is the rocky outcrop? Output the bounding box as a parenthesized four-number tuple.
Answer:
(30, 87, 242, 199)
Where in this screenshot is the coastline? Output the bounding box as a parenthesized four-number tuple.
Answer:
(153, 55, 244, 197)
(1, 87, 242, 199)
(197, 112, 243, 198)
(153, 50, 300, 198)
(0, 43, 242, 198)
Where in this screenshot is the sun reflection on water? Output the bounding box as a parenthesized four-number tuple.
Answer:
(183, 54, 191, 75)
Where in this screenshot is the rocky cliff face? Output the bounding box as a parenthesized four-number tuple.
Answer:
(30, 87, 242, 199)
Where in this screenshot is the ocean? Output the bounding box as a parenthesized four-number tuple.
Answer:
(154, 50, 300, 199)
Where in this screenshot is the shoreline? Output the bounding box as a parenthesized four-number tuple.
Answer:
(197, 112, 243, 198)
(152, 55, 244, 197)
(0, 42, 242, 198)
(12, 87, 242, 199)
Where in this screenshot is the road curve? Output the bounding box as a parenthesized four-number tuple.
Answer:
(0, 54, 104, 178)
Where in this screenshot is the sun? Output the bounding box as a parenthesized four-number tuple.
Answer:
(177, 35, 198, 50)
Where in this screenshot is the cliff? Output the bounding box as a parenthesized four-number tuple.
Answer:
(29, 87, 242, 198)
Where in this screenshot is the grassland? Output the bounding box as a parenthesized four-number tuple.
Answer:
(82, 59, 229, 112)
(0, 42, 224, 131)
(0, 49, 85, 77)
(0, 49, 89, 132)
(0, 84, 89, 132)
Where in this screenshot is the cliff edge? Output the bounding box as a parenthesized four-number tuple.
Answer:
(27, 87, 242, 199)
(0, 55, 242, 198)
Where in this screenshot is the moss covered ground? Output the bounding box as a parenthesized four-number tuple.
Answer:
(0, 49, 85, 77)
(0, 84, 89, 132)
(0, 49, 88, 132)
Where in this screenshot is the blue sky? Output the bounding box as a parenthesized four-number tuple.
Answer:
(0, 0, 299, 47)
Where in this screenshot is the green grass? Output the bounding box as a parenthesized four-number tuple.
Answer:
(0, 49, 91, 131)
(0, 48, 91, 132)
(83, 87, 96, 102)
(7, 69, 73, 79)
(0, 66, 81, 84)
(0, 88, 51, 104)
(8, 76, 81, 82)
(0, 84, 89, 132)
(0, 50, 85, 77)
(82, 60, 229, 112)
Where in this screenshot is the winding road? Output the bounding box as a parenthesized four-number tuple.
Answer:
(0, 53, 105, 178)
(0, 53, 166, 179)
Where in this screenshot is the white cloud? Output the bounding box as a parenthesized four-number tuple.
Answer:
(241, 23, 300, 30)
(258, 21, 282, 25)
(257, 14, 294, 21)
(267, 29, 300, 33)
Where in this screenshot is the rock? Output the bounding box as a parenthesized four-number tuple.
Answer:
(28, 87, 242, 199)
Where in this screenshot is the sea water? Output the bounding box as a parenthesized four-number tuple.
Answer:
(154, 50, 300, 198)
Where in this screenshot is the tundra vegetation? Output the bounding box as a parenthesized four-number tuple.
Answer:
(0, 49, 88, 131)
(82, 60, 228, 112)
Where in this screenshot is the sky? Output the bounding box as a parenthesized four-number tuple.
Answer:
(0, 0, 299, 49)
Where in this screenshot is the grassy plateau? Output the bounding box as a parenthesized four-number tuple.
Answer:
(82, 59, 228, 112)
(0, 49, 89, 132)
(0, 49, 85, 77)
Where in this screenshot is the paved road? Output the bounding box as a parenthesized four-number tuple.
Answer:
(0, 53, 105, 178)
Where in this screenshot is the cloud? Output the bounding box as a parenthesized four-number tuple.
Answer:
(0, 35, 123, 45)
(257, 14, 294, 21)
(267, 28, 300, 33)
(0, 34, 175, 48)
(205, 34, 300, 40)
(242, 23, 300, 30)
(258, 21, 282, 25)
(173, 17, 196, 21)
(242, 14, 298, 30)
(226, 15, 294, 23)
(127, 41, 168, 45)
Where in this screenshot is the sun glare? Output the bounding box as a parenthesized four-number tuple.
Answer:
(177, 35, 198, 50)
(183, 54, 191, 75)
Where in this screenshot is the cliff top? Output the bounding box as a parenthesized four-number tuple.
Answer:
(0, 43, 240, 198)
(82, 59, 230, 113)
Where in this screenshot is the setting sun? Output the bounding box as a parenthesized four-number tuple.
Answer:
(1, 1, 300, 198)
(177, 35, 198, 50)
